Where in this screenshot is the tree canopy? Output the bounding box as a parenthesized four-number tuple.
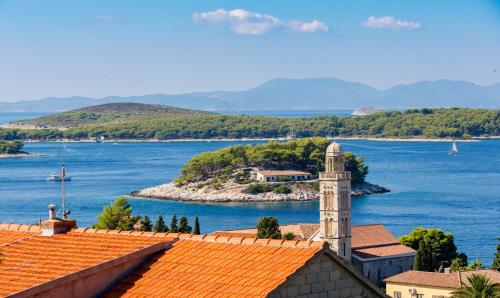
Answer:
(93, 197, 134, 230)
(177, 138, 368, 185)
(256, 216, 281, 239)
(1, 108, 498, 141)
(400, 227, 463, 272)
(0, 140, 24, 154)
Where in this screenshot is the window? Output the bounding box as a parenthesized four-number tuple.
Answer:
(393, 292, 401, 298)
(417, 295, 424, 298)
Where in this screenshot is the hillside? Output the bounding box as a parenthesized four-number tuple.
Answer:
(0, 107, 498, 140)
(5, 103, 212, 128)
(1, 78, 499, 112)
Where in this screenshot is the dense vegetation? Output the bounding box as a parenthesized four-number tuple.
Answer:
(93, 197, 199, 233)
(1, 107, 498, 140)
(0, 140, 24, 154)
(400, 227, 468, 272)
(176, 138, 368, 185)
(14, 102, 211, 128)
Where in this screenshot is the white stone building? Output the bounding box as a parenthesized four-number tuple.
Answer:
(256, 170, 312, 182)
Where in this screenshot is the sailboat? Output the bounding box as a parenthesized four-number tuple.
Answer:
(449, 139, 458, 155)
(47, 165, 71, 181)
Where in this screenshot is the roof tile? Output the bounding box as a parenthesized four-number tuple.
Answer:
(103, 239, 321, 298)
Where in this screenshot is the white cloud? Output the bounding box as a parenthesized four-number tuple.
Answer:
(362, 16, 422, 31)
(95, 16, 121, 22)
(288, 20, 329, 33)
(193, 8, 328, 35)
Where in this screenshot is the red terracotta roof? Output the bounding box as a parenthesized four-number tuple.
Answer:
(352, 244, 415, 259)
(257, 170, 311, 176)
(384, 269, 500, 289)
(213, 224, 415, 258)
(0, 230, 33, 245)
(351, 224, 400, 249)
(0, 233, 174, 297)
(0, 223, 42, 233)
(103, 239, 323, 298)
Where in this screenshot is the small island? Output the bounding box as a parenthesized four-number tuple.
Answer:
(132, 138, 389, 202)
(0, 140, 44, 158)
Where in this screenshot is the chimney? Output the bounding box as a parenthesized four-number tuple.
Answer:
(41, 204, 76, 236)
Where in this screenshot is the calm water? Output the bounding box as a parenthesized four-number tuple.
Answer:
(0, 139, 498, 265)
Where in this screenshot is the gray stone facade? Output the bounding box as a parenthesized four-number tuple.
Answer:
(352, 254, 415, 286)
(269, 253, 386, 298)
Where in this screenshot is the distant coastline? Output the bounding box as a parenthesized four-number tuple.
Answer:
(17, 136, 487, 143)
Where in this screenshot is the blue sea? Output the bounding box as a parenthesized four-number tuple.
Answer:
(0, 139, 499, 265)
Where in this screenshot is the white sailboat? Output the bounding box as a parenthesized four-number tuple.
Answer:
(449, 139, 458, 155)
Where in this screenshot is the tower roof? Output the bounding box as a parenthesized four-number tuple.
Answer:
(326, 142, 343, 156)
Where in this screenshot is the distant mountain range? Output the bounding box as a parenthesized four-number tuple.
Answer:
(1, 78, 499, 112)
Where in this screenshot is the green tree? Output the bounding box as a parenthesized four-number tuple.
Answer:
(282, 232, 295, 240)
(492, 238, 500, 271)
(450, 253, 468, 272)
(178, 216, 192, 233)
(256, 216, 281, 239)
(93, 197, 133, 230)
(414, 240, 432, 271)
(169, 214, 178, 232)
(468, 260, 483, 271)
(153, 215, 168, 232)
(141, 215, 152, 232)
(344, 152, 368, 184)
(193, 216, 200, 235)
(400, 227, 461, 271)
(450, 274, 500, 298)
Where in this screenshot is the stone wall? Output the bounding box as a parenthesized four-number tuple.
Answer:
(352, 255, 415, 286)
(269, 254, 385, 298)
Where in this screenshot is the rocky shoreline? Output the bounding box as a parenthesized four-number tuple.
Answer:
(0, 152, 46, 159)
(130, 181, 389, 203)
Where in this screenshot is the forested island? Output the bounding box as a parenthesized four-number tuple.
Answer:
(132, 138, 389, 202)
(0, 140, 41, 158)
(0, 103, 498, 141)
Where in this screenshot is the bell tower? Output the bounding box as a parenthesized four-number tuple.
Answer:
(319, 141, 352, 262)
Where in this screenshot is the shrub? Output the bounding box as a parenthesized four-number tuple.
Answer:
(282, 232, 296, 240)
(273, 184, 291, 194)
(243, 183, 273, 194)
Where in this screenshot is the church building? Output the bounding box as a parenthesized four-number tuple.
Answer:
(213, 141, 416, 286)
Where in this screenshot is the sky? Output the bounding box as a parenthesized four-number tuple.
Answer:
(1, 0, 500, 101)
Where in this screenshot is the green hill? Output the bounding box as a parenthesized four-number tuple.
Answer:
(0, 107, 498, 140)
(11, 102, 212, 128)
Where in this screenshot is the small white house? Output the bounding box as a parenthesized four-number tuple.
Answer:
(256, 170, 312, 182)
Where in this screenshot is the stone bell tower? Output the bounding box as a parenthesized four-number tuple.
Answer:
(319, 141, 352, 262)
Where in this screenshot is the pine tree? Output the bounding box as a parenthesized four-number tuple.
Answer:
(141, 215, 153, 232)
(492, 238, 500, 271)
(154, 215, 168, 232)
(414, 240, 433, 271)
(170, 214, 178, 232)
(93, 197, 133, 230)
(193, 216, 200, 235)
(256, 216, 281, 239)
(178, 216, 192, 233)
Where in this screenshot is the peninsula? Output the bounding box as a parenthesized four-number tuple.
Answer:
(131, 138, 389, 202)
